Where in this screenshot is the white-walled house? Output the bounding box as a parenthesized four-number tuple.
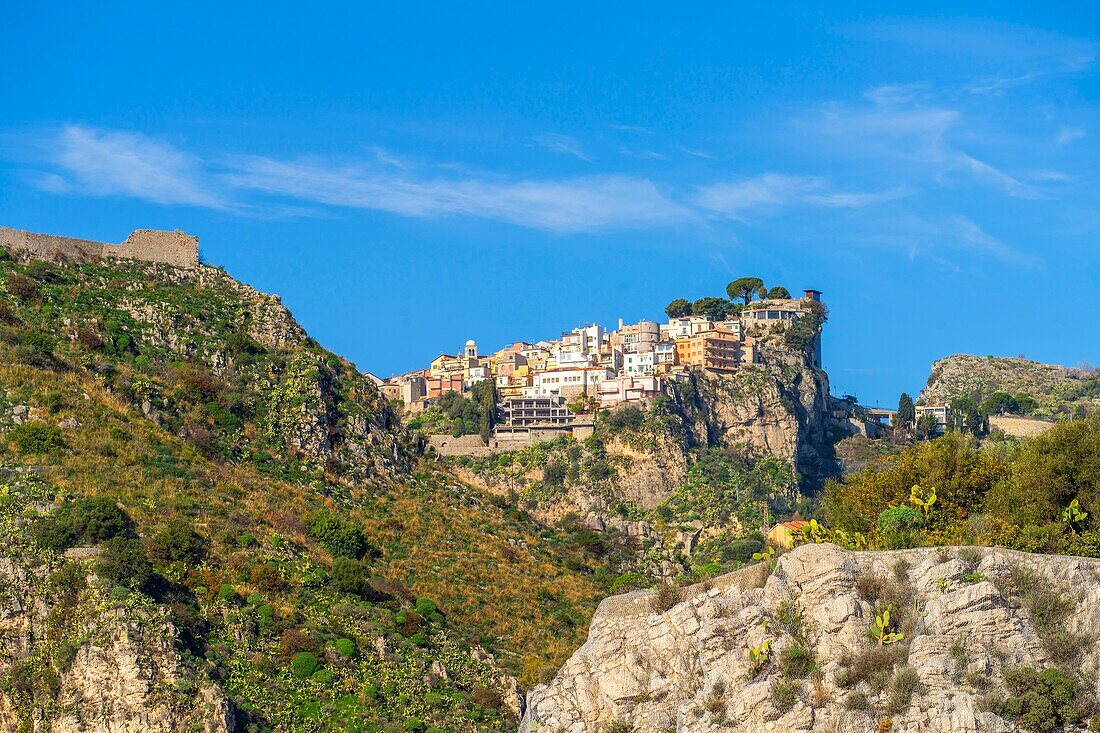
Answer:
(526, 366, 614, 398)
(662, 315, 714, 339)
(597, 375, 667, 407)
(623, 351, 656, 376)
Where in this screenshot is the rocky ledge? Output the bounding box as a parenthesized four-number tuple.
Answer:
(522, 543, 1100, 732)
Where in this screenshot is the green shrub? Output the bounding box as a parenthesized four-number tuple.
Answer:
(149, 518, 207, 565)
(610, 572, 650, 593)
(306, 511, 375, 559)
(780, 645, 815, 679)
(1000, 667, 1085, 732)
(329, 557, 383, 599)
(256, 605, 276, 636)
(876, 505, 923, 549)
(8, 421, 63, 454)
(97, 538, 155, 594)
(650, 583, 681, 613)
(237, 532, 258, 548)
(887, 666, 922, 713)
(34, 497, 135, 552)
(602, 405, 645, 433)
(770, 680, 798, 712)
(217, 584, 239, 603)
(290, 652, 321, 679)
(334, 638, 357, 658)
(415, 597, 443, 623)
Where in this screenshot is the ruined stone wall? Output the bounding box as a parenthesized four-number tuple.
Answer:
(0, 226, 104, 264)
(0, 226, 199, 268)
(115, 229, 199, 267)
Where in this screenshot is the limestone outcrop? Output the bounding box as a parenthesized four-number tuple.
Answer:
(522, 543, 1100, 732)
(0, 556, 233, 733)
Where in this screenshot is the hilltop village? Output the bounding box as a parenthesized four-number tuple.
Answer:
(378, 286, 826, 451)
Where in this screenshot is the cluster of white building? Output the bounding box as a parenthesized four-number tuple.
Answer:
(379, 291, 823, 431)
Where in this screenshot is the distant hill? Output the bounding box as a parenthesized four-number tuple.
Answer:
(919, 354, 1100, 419)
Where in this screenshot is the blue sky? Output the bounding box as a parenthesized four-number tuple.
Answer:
(2, 3, 1099, 406)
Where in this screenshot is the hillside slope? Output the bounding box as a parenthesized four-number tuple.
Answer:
(524, 542, 1100, 732)
(447, 308, 841, 582)
(920, 354, 1100, 419)
(0, 248, 616, 730)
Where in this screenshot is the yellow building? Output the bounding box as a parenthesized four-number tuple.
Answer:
(766, 520, 811, 549)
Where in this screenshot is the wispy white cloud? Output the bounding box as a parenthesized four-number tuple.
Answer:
(620, 147, 669, 161)
(1055, 126, 1086, 145)
(809, 93, 1037, 198)
(677, 145, 716, 160)
(47, 126, 233, 210)
(853, 19, 1097, 75)
(695, 173, 908, 219)
(951, 215, 1042, 267)
(533, 133, 593, 163)
(25, 125, 693, 233)
(856, 214, 1043, 269)
(226, 156, 691, 232)
(863, 83, 928, 106)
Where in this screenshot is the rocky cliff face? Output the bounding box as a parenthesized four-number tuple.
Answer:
(523, 543, 1100, 732)
(680, 363, 835, 487)
(0, 554, 232, 733)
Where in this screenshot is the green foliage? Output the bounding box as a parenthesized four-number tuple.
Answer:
(1000, 667, 1085, 733)
(149, 518, 207, 565)
(691, 296, 735, 321)
(871, 608, 904, 646)
(986, 415, 1100, 538)
(609, 572, 650, 594)
(823, 432, 1003, 543)
(659, 450, 795, 526)
(306, 511, 375, 559)
(664, 298, 692, 318)
(897, 393, 915, 426)
(886, 666, 922, 714)
(780, 645, 815, 678)
(329, 557, 378, 598)
(650, 583, 681, 613)
(766, 286, 792, 300)
(726, 277, 765, 305)
(8, 421, 63, 454)
(876, 506, 924, 550)
(97, 537, 155, 593)
(33, 496, 135, 552)
(770, 680, 798, 713)
(601, 404, 645, 433)
(334, 637, 357, 658)
(290, 652, 321, 679)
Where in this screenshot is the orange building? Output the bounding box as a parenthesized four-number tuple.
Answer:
(675, 327, 740, 372)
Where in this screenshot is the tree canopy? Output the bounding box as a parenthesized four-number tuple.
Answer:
(897, 393, 915, 426)
(692, 296, 734, 321)
(766, 286, 792, 300)
(726, 277, 764, 305)
(664, 298, 692, 318)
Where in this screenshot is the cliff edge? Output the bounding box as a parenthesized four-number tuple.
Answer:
(523, 543, 1100, 732)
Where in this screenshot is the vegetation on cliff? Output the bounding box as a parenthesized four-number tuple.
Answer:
(0, 252, 617, 730)
(822, 416, 1100, 557)
(919, 354, 1100, 420)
